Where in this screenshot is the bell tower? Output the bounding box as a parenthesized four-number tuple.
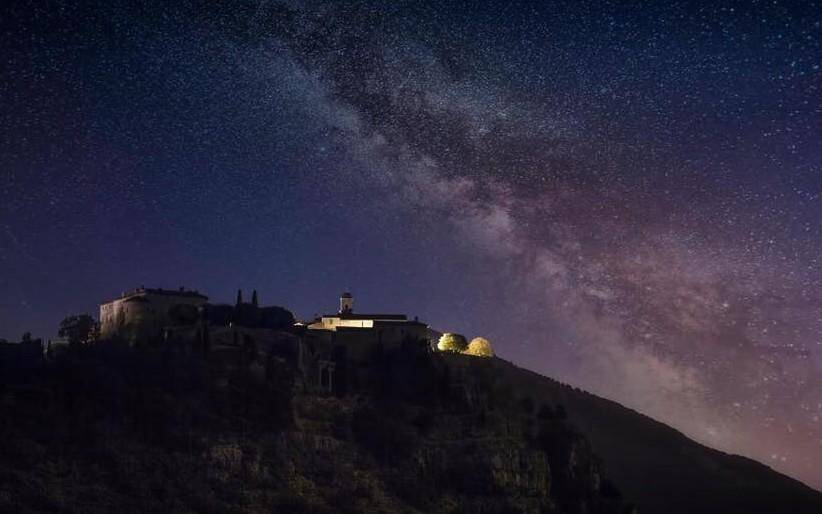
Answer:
(339, 292, 353, 315)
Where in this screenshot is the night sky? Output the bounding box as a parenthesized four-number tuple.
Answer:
(2, 0, 821, 489)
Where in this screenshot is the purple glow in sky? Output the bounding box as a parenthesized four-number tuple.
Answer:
(1, 0, 821, 489)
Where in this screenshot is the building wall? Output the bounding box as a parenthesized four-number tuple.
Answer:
(372, 322, 429, 346)
(307, 316, 429, 350)
(315, 316, 375, 330)
(99, 292, 207, 341)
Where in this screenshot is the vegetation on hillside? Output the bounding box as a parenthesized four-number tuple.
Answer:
(0, 338, 627, 514)
(464, 337, 494, 357)
(437, 333, 468, 353)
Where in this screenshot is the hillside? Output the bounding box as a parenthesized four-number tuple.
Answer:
(0, 341, 625, 514)
(0, 338, 820, 514)
(486, 357, 822, 514)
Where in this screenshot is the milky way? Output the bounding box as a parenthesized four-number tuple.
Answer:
(1, 1, 821, 489)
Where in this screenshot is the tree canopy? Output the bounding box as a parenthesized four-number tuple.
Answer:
(58, 314, 97, 344)
(465, 337, 494, 357)
(437, 333, 468, 352)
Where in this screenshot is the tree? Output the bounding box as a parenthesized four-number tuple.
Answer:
(58, 314, 97, 345)
(464, 337, 494, 357)
(258, 306, 295, 329)
(437, 333, 468, 353)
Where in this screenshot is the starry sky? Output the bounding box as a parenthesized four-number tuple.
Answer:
(2, 0, 821, 490)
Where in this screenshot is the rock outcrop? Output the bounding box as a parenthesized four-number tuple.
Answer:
(1, 336, 820, 513)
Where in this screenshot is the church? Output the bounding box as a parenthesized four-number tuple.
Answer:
(307, 292, 431, 347)
(300, 292, 437, 393)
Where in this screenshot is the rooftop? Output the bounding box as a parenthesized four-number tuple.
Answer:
(102, 287, 208, 304)
(322, 313, 408, 321)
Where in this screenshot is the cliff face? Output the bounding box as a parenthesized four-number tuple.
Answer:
(250, 396, 565, 514)
(0, 342, 625, 514)
(2, 338, 819, 514)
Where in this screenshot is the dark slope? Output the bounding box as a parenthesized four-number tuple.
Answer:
(484, 357, 822, 514)
(0, 343, 627, 514)
(2, 340, 819, 514)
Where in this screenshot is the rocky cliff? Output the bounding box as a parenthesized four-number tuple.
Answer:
(0, 341, 625, 513)
(1, 338, 820, 513)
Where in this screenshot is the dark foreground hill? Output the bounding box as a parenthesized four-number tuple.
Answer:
(486, 358, 822, 514)
(0, 341, 820, 514)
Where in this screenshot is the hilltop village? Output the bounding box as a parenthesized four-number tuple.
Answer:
(100, 286, 450, 394)
(0, 286, 640, 514)
(1, 286, 492, 395)
(3, 288, 820, 514)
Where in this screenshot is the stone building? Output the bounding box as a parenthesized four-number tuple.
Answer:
(303, 292, 435, 393)
(95, 286, 436, 397)
(99, 286, 208, 342)
(308, 292, 430, 350)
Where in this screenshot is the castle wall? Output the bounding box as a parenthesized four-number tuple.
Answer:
(99, 291, 207, 342)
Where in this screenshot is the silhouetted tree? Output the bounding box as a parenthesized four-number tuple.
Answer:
(258, 306, 295, 329)
(58, 314, 98, 345)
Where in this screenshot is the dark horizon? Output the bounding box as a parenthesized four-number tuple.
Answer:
(2, 1, 820, 490)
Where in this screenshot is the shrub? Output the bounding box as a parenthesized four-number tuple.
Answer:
(58, 314, 97, 344)
(257, 306, 296, 330)
(463, 337, 494, 357)
(437, 333, 468, 353)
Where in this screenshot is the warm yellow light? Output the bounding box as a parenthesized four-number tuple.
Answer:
(464, 337, 494, 357)
(437, 332, 468, 352)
